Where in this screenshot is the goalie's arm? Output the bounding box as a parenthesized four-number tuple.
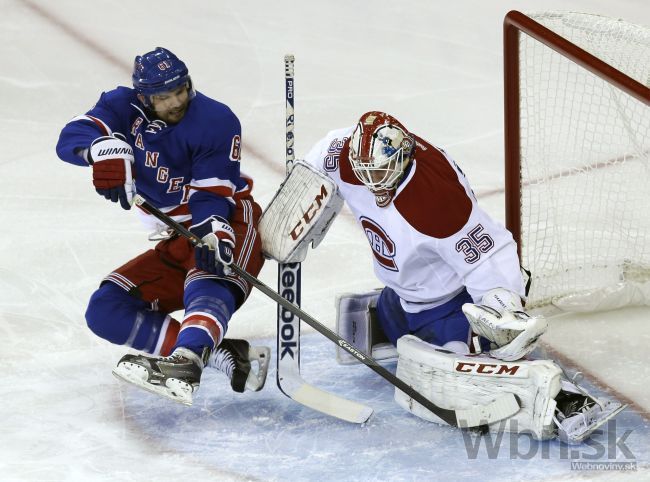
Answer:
(459, 250, 547, 361)
(434, 207, 546, 360)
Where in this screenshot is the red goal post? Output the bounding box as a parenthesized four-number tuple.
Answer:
(503, 11, 650, 312)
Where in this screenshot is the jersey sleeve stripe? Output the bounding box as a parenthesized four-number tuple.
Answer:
(69, 114, 113, 136)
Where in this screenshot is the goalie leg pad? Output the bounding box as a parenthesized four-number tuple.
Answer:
(335, 289, 397, 365)
(395, 335, 562, 439)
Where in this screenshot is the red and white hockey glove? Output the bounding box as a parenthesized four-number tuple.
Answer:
(89, 134, 135, 210)
(190, 216, 236, 275)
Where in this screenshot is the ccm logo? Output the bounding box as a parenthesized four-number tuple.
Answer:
(289, 184, 329, 240)
(455, 361, 521, 376)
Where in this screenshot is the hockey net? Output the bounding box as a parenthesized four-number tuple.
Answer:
(504, 11, 650, 312)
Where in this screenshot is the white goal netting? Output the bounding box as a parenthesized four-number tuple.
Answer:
(516, 12, 650, 312)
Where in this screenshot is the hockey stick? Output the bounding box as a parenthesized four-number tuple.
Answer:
(274, 55, 373, 423)
(276, 54, 303, 410)
(133, 194, 520, 427)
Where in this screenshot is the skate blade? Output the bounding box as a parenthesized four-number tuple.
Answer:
(112, 361, 195, 406)
(245, 346, 271, 392)
(562, 402, 628, 444)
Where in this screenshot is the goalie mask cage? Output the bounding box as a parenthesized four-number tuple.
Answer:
(504, 11, 650, 313)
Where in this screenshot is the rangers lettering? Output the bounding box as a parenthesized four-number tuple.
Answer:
(145, 151, 159, 168)
(157, 166, 169, 183)
(167, 177, 183, 193)
(135, 133, 144, 150)
(130, 117, 143, 135)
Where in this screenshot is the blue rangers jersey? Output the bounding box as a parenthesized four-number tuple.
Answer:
(56, 87, 250, 227)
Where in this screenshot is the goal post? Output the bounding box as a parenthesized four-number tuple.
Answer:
(503, 10, 650, 312)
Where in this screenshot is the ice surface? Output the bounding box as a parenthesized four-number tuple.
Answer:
(1, 0, 649, 480)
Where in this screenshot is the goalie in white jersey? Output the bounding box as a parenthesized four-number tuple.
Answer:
(303, 111, 536, 358)
(264, 111, 625, 443)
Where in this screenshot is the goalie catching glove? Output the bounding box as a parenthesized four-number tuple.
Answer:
(189, 216, 235, 275)
(89, 133, 135, 210)
(462, 288, 548, 361)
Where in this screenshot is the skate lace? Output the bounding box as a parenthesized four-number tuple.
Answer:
(211, 348, 236, 379)
(564, 398, 595, 418)
(160, 353, 185, 363)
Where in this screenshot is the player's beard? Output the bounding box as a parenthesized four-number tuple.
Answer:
(161, 103, 188, 124)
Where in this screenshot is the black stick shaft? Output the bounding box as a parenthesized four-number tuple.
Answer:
(134, 195, 458, 425)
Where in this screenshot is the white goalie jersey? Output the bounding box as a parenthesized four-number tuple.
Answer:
(303, 127, 525, 310)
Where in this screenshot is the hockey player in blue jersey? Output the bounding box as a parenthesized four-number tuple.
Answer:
(56, 47, 269, 405)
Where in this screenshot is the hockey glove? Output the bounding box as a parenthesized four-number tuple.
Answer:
(190, 216, 236, 275)
(462, 288, 548, 361)
(89, 134, 135, 210)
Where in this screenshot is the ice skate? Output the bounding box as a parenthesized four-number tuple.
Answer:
(207, 338, 270, 393)
(554, 383, 627, 444)
(112, 347, 208, 406)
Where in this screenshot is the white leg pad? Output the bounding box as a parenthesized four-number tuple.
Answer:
(395, 335, 562, 439)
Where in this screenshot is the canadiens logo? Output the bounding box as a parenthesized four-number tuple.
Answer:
(360, 217, 398, 271)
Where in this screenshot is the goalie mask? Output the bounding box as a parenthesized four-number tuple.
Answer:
(349, 111, 415, 207)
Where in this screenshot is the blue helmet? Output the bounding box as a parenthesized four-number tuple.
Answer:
(132, 47, 195, 105)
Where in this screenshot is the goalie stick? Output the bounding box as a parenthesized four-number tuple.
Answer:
(133, 194, 521, 428)
(276, 55, 372, 424)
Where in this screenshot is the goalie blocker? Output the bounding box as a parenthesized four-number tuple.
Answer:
(259, 161, 344, 264)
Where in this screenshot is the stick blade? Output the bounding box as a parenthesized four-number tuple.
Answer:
(289, 383, 373, 424)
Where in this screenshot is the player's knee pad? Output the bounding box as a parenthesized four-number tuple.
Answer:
(335, 289, 397, 364)
(395, 334, 562, 440)
(85, 282, 145, 342)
